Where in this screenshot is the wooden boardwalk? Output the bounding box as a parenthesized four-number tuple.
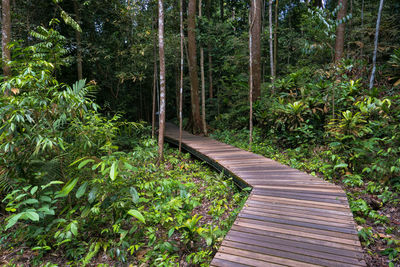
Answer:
(164, 123, 366, 267)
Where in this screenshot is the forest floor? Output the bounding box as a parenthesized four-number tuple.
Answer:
(0, 148, 248, 266)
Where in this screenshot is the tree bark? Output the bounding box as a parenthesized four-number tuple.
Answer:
(269, 0, 274, 93)
(152, 18, 157, 139)
(2, 0, 12, 78)
(199, 0, 207, 135)
(369, 0, 384, 90)
(73, 0, 83, 80)
(334, 0, 348, 62)
(249, 0, 256, 148)
(188, 0, 204, 134)
(250, 0, 262, 100)
(179, 0, 184, 152)
(158, 0, 166, 162)
(273, 0, 278, 77)
(206, 0, 213, 99)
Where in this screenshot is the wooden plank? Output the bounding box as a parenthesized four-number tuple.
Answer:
(237, 213, 357, 234)
(250, 195, 349, 210)
(221, 240, 364, 267)
(242, 206, 355, 224)
(218, 246, 321, 267)
(230, 225, 363, 252)
(235, 220, 360, 245)
(227, 229, 364, 259)
(211, 258, 251, 267)
(240, 208, 355, 227)
(245, 200, 353, 217)
(213, 252, 284, 267)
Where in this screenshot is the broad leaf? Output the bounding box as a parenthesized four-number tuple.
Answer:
(127, 209, 145, 223)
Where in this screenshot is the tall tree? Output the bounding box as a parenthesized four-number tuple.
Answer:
(273, 0, 278, 77)
(249, 0, 256, 147)
(199, 0, 207, 135)
(250, 0, 262, 100)
(269, 0, 274, 92)
(369, 0, 384, 90)
(152, 18, 158, 139)
(188, 0, 204, 134)
(206, 0, 213, 99)
(158, 0, 166, 162)
(179, 0, 184, 152)
(2, 0, 12, 78)
(73, 0, 83, 80)
(334, 0, 348, 62)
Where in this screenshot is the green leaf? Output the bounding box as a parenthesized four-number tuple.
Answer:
(41, 181, 64, 190)
(24, 211, 40, 222)
(333, 163, 348, 170)
(129, 187, 139, 204)
(110, 161, 118, 181)
(168, 228, 175, 238)
(78, 159, 94, 169)
(5, 213, 22, 230)
(30, 186, 38, 195)
(70, 223, 78, 236)
(57, 178, 79, 198)
(88, 187, 98, 204)
(127, 209, 145, 224)
(76, 182, 88, 199)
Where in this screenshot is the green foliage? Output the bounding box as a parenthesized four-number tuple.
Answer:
(1, 29, 247, 265)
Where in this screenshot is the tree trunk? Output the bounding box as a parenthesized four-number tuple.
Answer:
(369, 0, 384, 90)
(188, 0, 204, 134)
(250, 0, 262, 100)
(207, 0, 213, 99)
(179, 0, 184, 152)
(199, 0, 207, 135)
(2, 0, 11, 78)
(152, 18, 157, 139)
(334, 0, 348, 62)
(273, 0, 278, 77)
(269, 0, 274, 93)
(249, 0, 256, 148)
(73, 0, 83, 80)
(158, 0, 166, 163)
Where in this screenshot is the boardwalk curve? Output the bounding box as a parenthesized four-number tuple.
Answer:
(164, 123, 366, 267)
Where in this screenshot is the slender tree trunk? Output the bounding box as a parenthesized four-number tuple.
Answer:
(152, 19, 158, 139)
(251, 0, 262, 100)
(188, 0, 204, 134)
(206, 0, 213, 99)
(334, 0, 348, 62)
(249, 0, 256, 148)
(199, 0, 207, 135)
(361, 0, 364, 27)
(73, 0, 83, 80)
(369, 0, 384, 90)
(273, 0, 278, 77)
(2, 0, 12, 78)
(269, 0, 274, 93)
(158, 0, 166, 163)
(179, 0, 184, 152)
(208, 49, 213, 98)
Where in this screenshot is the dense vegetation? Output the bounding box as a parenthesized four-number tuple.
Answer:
(1, 0, 400, 266)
